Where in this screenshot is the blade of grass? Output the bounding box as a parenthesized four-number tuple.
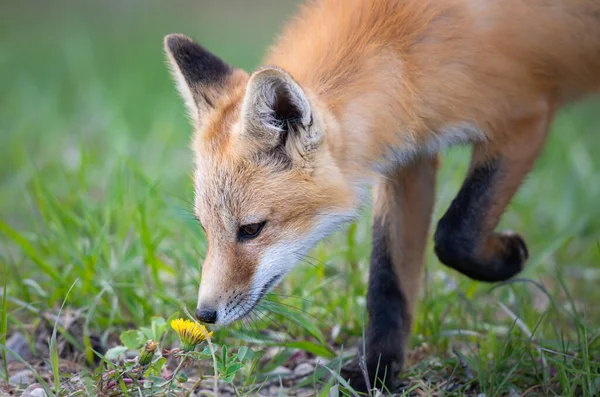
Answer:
(260, 300, 327, 345)
(281, 341, 335, 360)
(324, 366, 361, 397)
(0, 220, 60, 281)
(84, 285, 109, 366)
(1, 268, 8, 382)
(496, 301, 547, 369)
(50, 278, 80, 395)
(0, 342, 55, 396)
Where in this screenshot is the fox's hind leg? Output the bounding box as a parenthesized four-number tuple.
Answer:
(349, 154, 437, 391)
(434, 100, 554, 282)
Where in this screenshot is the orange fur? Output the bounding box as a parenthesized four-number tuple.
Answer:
(164, 0, 600, 388)
(267, 0, 600, 173)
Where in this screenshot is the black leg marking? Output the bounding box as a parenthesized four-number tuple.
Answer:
(349, 217, 410, 392)
(434, 160, 528, 282)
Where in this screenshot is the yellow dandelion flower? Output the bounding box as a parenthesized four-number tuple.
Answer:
(171, 318, 213, 352)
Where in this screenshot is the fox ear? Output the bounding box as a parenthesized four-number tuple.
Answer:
(242, 66, 321, 158)
(164, 34, 233, 124)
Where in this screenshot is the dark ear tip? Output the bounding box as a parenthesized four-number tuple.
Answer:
(164, 33, 195, 52)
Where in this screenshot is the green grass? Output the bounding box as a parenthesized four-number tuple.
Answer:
(1, 0, 599, 395)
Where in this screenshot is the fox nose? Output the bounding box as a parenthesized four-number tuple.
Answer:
(196, 308, 217, 324)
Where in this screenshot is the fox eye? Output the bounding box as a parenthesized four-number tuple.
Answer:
(238, 221, 266, 242)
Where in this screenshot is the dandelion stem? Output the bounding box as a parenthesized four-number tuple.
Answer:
(166, 353, 188, 396)
(184, 306, 219, 397)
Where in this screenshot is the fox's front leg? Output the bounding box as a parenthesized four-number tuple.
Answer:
(434, 102, 554, 282)
(359, 155, 437, 390)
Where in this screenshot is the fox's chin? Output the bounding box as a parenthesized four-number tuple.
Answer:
(216, 273, 284, 326)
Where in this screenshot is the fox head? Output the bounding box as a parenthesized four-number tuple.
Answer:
(164, 34, 361, 325)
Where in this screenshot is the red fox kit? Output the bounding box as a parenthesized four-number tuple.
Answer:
(163, 0, 600, 390)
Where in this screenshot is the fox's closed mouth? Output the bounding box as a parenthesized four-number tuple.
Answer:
(261, 274, 280, 295)
(234, 274, 282, 323)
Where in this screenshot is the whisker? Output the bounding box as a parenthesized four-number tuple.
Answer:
(254, 307, 288, 343)
(249, 309, 275, 333)
(264, 288, 340, 319)
(260, 299, 327, 326)
(247, 316, 263, 340)
(266, 293, 330, 309)
(246, 307, 264, 336)
(293, 255, 326, 271)
(293, 252, 335, 271)
(167, 193, 195, 208)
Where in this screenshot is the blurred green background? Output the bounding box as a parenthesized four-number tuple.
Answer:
(1, 0, 599, 392)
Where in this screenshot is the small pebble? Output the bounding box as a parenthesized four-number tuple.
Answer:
(328, 384, 339, 397)
(266, 365, 292, 377)
(293, 362, 315, 377)
(29, 389, 47, 397)
(9, 369, 35, 386)
(508, 389, 521, 397)
(20, 384, 44, 397)
(4, 333, 31, 363)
